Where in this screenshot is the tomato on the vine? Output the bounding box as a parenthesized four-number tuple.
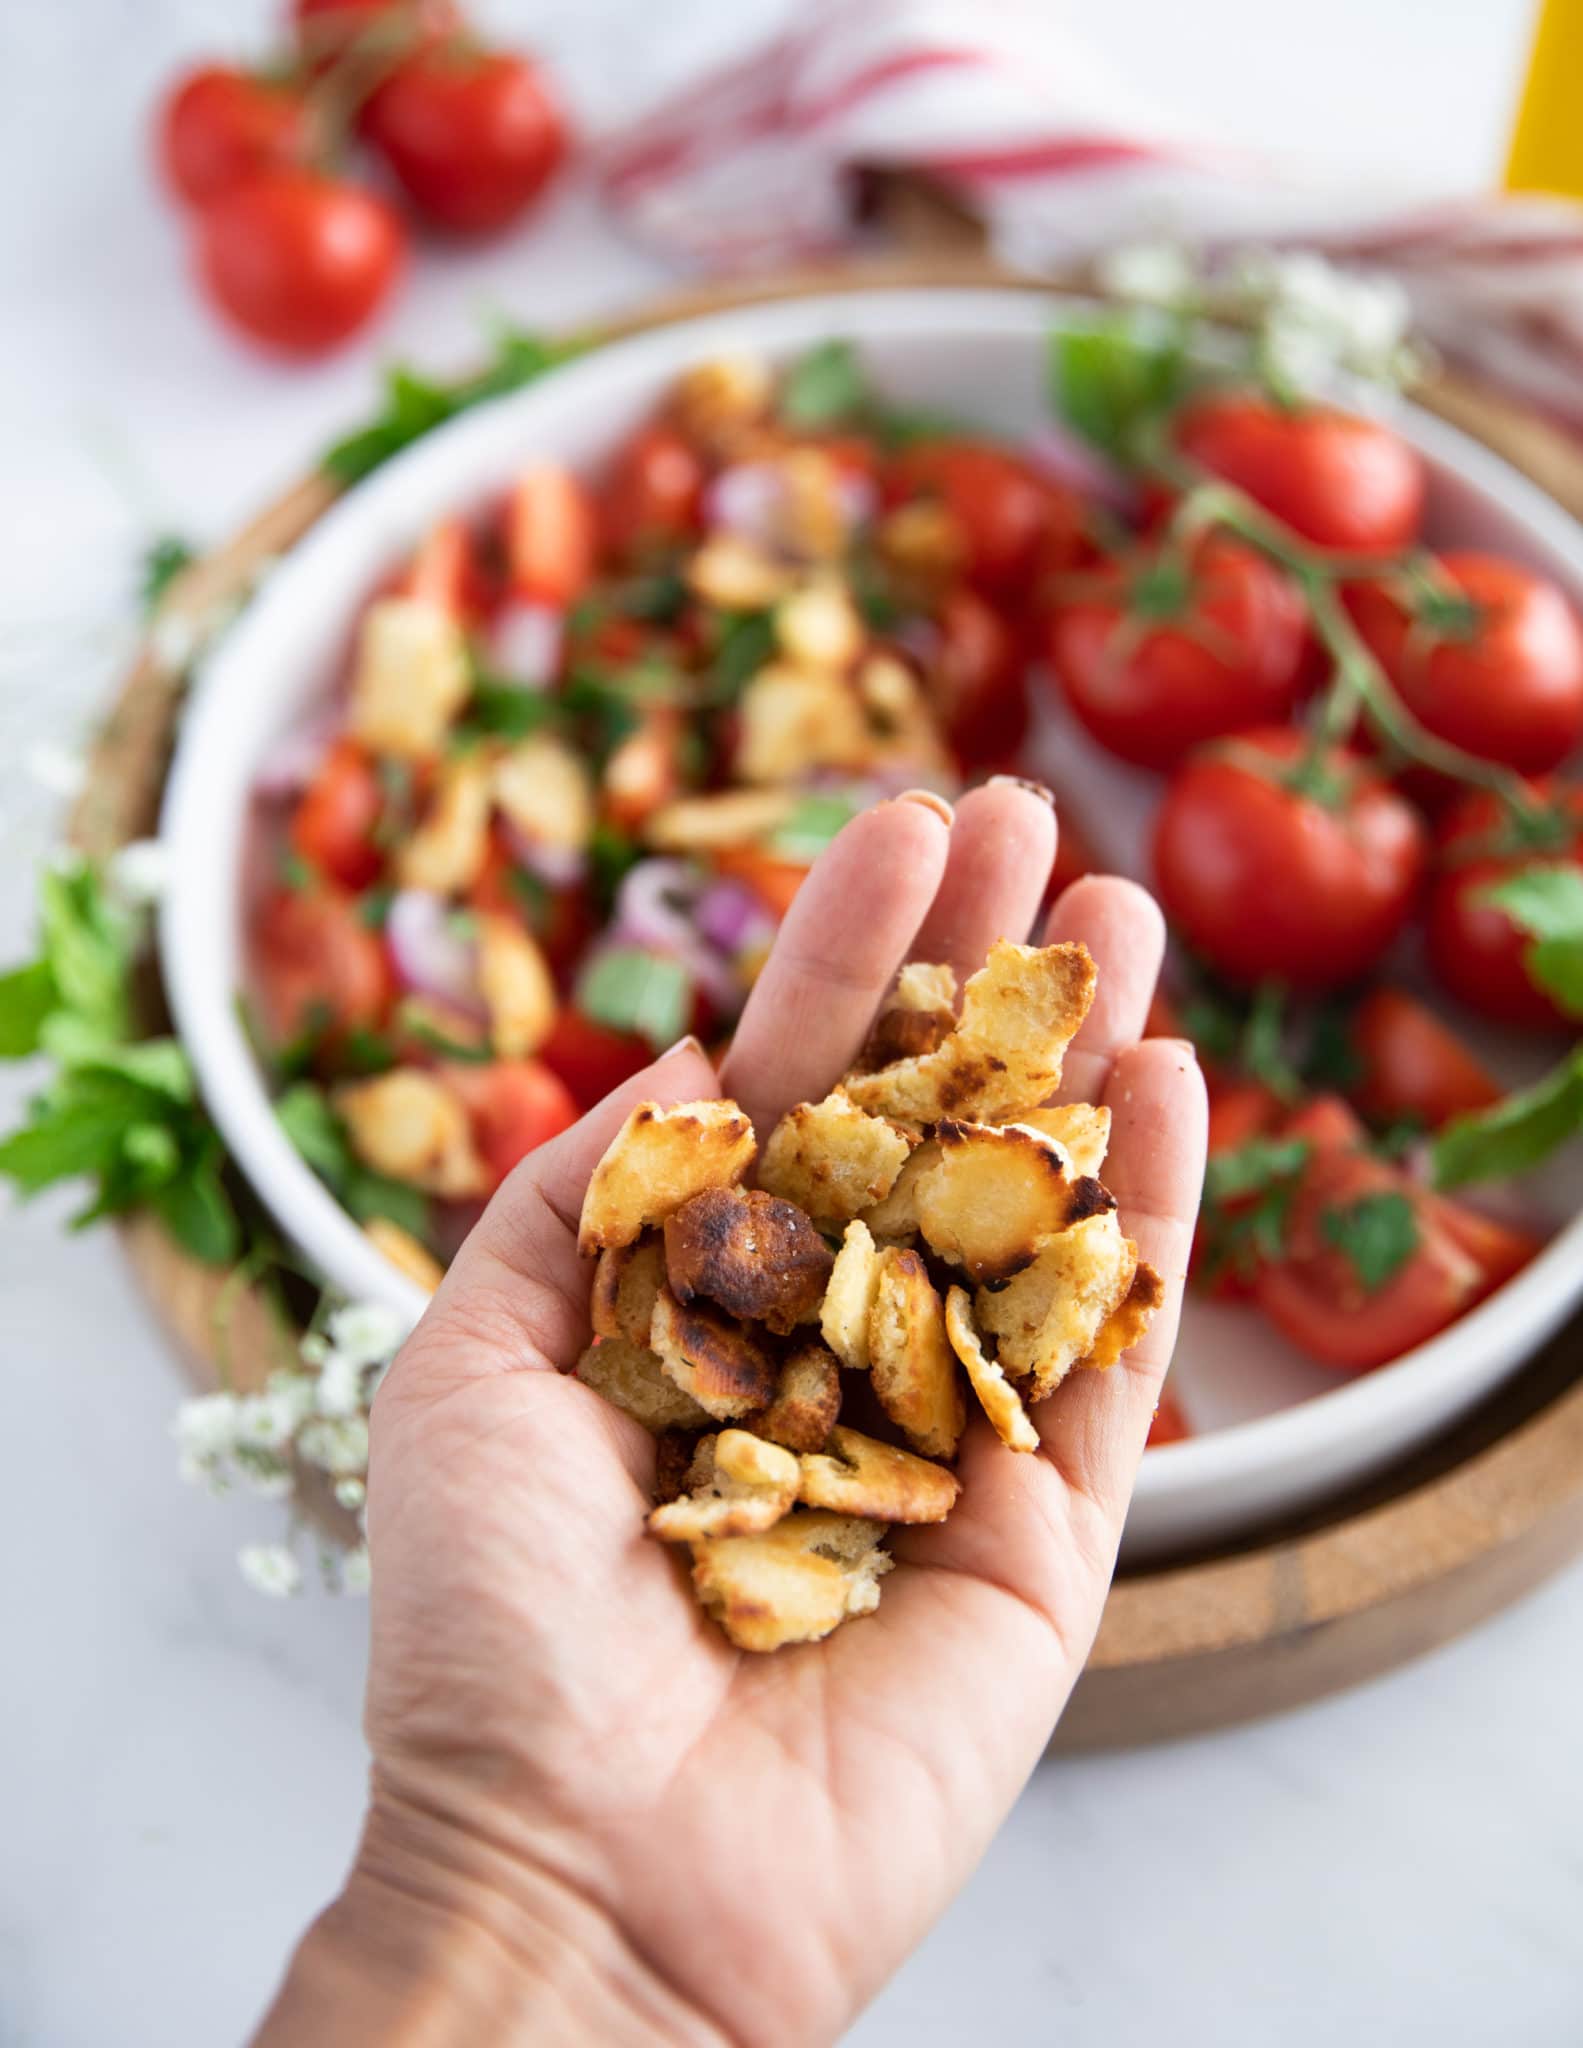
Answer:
(600, 426, 706, 562)
(291, 0, 458, 63)
(1048, 538, 1309, 769)
(443, 1058, 578, 1189)
(933, 585, 1028, 767)
(1347, 986, 1500, 1132)
(1175, 393, 1424, 557)
(1425, 783, 1583, 1027)
(1348, 553, 1583, 776)
(886, 441, 1057, 594)
(291, 739, 385, 890)
(197, 169, 404, 354)
(158, 66, 307, 207)
(254, 886, 394, 1044)
(363, 46, 566, 234)
(1152, 728, 1428, 990)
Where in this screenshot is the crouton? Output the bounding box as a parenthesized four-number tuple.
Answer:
(735, 664, 873, 785)
(1012, 1104, 1112, 1180)
(867, 1248, 965, 1458)
(348, 595, 471, 758)
(746, 1340, 842, 1454)
(648, 1428, 799, 1542)
(974, 1211, 1139, 1397)
(915, 1120, 1114, 1284)
(758, 1091, 914, 1228)
(649, 1285, 781, 1420)
(335, 1068, 486, 1199)
(856, 654, 952, 774)
(362, 1217, 444, 1296)
(642, 788, 798, 853)
(669, 355, 773, 448)
(774, 579, 865, 672)
(578, 1100, 757, 1255)
(844, 940, 1096, 1124)
(857, 1143, 937, 1240)
(856, 960, 958, 1072)
(492, 733, 595, 854)
(653, 1427, 703, 1504)
(798, 1425, 960, 1524)
(664, 1186, 833, 1334)
(686, 533, 794, 611)
(476, 914, 556, 1059)
(574, 1336, 712, 1435)
(944, 1287, 1039, 1454)
(877, 499, 967, 590)
(1076, 1261, 1165, 1371)
(820, 1219, 884, 1370)
(590, 1236, 667, 1345)
(396, 753, 492, 893)
(689, 1511, 892, 1652)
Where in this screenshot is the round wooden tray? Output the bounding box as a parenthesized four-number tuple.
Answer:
(83, 250, 1583, 1749)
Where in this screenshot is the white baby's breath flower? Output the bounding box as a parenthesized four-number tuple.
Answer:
(238, 1542, 302, 1598)
(1234, 248, 1414, 389)
(26, 741, 87, 799)
(172, 1392, 242, 1461)
(1098, 240, 1198, 309)
(299, 1416, 370, 1477)
(1258, 306, 1338, 400)
(334, 1476, 367, 1512)
(324, 1300, 404, 1371)
(107, 837, 172, 908)
(236, 1456, 294, 1501)
(299, 1332, 331, 1368)
(178, 1448, 232, 1495)
(339, 1546, 372, 1596)
(234, 1389, 299, 1454)
(315, 1351, 365, 1419)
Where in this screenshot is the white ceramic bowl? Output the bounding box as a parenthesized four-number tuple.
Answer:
(159, 287, 1583, 1561)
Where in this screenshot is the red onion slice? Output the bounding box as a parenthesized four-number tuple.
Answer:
(385, 890, 484, 1017)
(488, 601, 563, 687)
(696, 877, 775, 955)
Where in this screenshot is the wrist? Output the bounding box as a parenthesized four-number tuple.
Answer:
(253, 1779, 727, 2048)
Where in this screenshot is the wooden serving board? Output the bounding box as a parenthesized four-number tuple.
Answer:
(83, 248, 1583, 1748)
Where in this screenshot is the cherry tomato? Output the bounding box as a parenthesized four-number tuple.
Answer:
(1254, 1147, 1481, 1371)
(157, 66, 306, 207)
(1347, 986, 1500, 1132)
(1145, 1389, 1191, 1446)
(1426, 1197, 1544, 1297)
(505, 466, 597, 606)
(600, 426, 706, 562)
(197, 170, 404, 355)
(933, 585, 1028, 767)
(363, 47, 566, 235)
(291, 740, 385, 890)
(887, 441, 1055, 594)
(1048, 538, 1309, 769)
(1348, 554, 1583, 776)
(1152, 729, 1428, 990)
(712, 844, 806, 921)
(1425, 784, 1583, 1028)
(1175, 393, 1424, 557)
(538, 1009, 653, 1111)
(253, 886, 394, 1045)
(444, 1059, 578, 1189)
(1193, 1078, 1285, 1299)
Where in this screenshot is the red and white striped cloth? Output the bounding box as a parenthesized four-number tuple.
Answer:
(596, 0, 1583, 432)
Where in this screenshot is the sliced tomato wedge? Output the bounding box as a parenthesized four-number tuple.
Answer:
(505, 465, 597, 606)
(443, 1058, 579, 1189)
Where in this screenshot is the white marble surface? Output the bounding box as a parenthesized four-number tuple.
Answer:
(3, 2, 1582, 2043)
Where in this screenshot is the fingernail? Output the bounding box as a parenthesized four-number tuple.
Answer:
(1159, 1036, 1199, 1062)
(988, 774, 1055, 809)
(896, 787, 955, 825)
(659, 1034, 705, 1062)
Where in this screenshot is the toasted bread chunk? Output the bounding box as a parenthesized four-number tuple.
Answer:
(362, 1217, 444, 1295)
(798, 1424, 961, 1524)
(857, 1142, 937, 1239)
(652, 1427, 704, 1504)
(649, 1285, 781, 1420)
(642, 788, 797, 853)
(579, 1100, 756, 1254)
(476, 914, 556, 1059)
(664, 1187, 833, 1334)
(575, 1336, 712, 1434)
(820, 1219, 884, 1369)
(1077, 1261, 1166, 1371)
(335, 1069, 486, 1199)
(843, 940, 1096, 1124)
(758, 1091, 913, 1228)
(974, 1211, 1138, 1397)
(867, 1248, 965, 1458)
(690, 1512, 892, 1652)
(915, 1120, 1114, 1284)
(648, 1429, 800, 1542)
(1012, 1104, 1112, 1179)
(590, 1236, 667, 1345)
(348, 595, 471, 758)
(492, 733, 595, 854)
(745, 1340, 842, 1454)
(736, 663, 873, 784)
(396, 753, 492, 894)
(944, 1287, 1038, 1453)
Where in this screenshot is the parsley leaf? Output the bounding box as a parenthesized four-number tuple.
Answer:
(0, 960, 57, 1058)
(1195, 1135, 1310, 1287)
(780, 339, 870, 427)
(275, 1079, 432, 1238)
(140, 534, 197, 614)
(709, 609, 777, 703)
(1483, 864, 1583, 1018)
(1320, 1189, 1419, 1293)
(1049, 315, 1188, 467)
(1432, 1043, 1583, 1190)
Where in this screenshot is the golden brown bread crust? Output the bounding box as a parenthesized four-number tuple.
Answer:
(944, 1286, 1039, 1453)
(820, 1219, 884, 1370)
(745, 1340, 843, 1454)
(915, 1119, 1115, 1284)
(664, 1187, 834, 1334)
(578, 1100, 757, 1255)
(757, 1091, 915, 1228)
(574, 1337, 713, 1435)
(649, 1285, 782, 1420)
(647, 1429, 801, 1543)
(689, 1513, 892, 1653)
(590, 1236, 667, 1345)
(1077, 1260, 1166, 1371)
(797, 1425, 961, 1524)
(866, 1247, 966, 1458)
(974, 1211, 1139, 1397)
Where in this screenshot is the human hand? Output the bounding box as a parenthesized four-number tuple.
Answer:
(257, 783, 1207, 2047)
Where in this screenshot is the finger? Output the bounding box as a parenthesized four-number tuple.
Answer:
(721, 793, 952, 1131)
(1034, 1038, 1208, 1517)
(905, 778, 1056, 985)
(408, 1039, 721, 1384)
(1041, 874, 1166, 1107)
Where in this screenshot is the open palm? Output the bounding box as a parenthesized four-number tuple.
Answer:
(349, 783, 1206, 2047)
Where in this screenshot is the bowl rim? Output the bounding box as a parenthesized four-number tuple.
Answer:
(157, 281, 1583, 1507)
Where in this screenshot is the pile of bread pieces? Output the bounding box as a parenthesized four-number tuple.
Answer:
(574, 938, 1163, 1652)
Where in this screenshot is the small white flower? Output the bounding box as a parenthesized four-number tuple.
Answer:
(324, 1300, 404, 1371)
(238, 1542, 301, 1597)
(1258, 307, 1338, 400)
(172, 1392, 242, 1461)
(299, 1332, 331, 1368)
(315, 1351, 364, 1420)
(236, 1456, 294, 1501)
(298, 1416, 370, 1477)
(234, 1388, 302, 1453)
(178, 1448, 231, 1495)
(264, 1368, 318, 1428)
(339, 1546, 372, 1595)
(26, 742, 87, 799)
(107, 837, 172, 907)
(334, 1476, 367, 1511)
(1097, 240, 1198, 309)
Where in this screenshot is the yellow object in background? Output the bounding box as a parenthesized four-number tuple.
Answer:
(1506, 0, 1583, 198)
